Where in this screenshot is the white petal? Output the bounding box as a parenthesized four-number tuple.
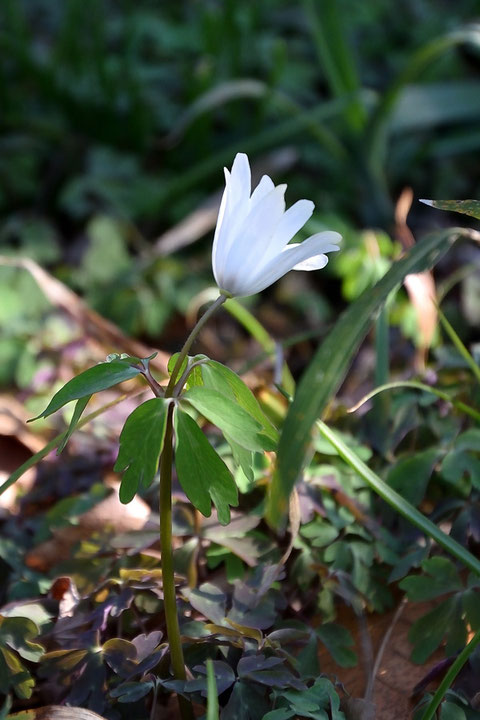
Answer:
(293, 254, 329, 271)
(220, 185, 287, 286)
(213, 156, 252, 280)
(250, 174, 275, 207)
(268, 199, 314, 254)
(229, 153, 251, 207)
(212, 170, 230, 275)
(242, 231, 341, 296)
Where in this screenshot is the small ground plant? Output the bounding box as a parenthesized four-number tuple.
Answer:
(3, 162, 480, 720)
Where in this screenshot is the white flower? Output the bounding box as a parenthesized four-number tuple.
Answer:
(212, 153, 341, 298)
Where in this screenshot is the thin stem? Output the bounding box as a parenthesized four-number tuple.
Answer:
(166, 294, 226, 396)
(420, 629, 480, 720)
(159, 293, 227, 720)
(159, 403, 194, 720)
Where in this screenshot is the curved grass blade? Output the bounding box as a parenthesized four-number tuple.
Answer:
(268, 228, 465, 528)
(419, 628, 480, 720)
(316, 420, 480, 577)
(348, 380, 480, 424)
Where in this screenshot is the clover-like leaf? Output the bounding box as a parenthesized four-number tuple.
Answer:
(0, 616, 44, 663)
(114, 398, 169, 503)
(110, 680, 155, 703)
(174, 409, 238, 525)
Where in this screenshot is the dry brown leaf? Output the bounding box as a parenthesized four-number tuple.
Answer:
(394, 188, 437, 369)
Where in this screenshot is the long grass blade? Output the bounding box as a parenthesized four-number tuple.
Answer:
(316, 420, 480, 576)
(268, 229, 466, 528)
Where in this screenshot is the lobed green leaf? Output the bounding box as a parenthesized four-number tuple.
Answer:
(174, 409, 238, 525)
(114, 398, 169, 503)
(181, 386, 275, 452)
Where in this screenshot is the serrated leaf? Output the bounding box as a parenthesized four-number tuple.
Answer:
(181, 387, 273, 452)
(174, 409, 238, 525)
(408, 598, 456, 663)
(421, 199, 480, 220)
(201, 361, 278, 443)
(57, 395, 91, 454)
(271, 228, 460, 528)
(30, 361, 141, 421)
(399, 557, 463, 601)
(114, 398, 169, 503)
(316, 623, 357, 667)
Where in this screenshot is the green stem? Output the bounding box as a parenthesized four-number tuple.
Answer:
(166, 294, 227, 395)
(159, 404, 194, 720)
(420, 629, 480, 720)
(160, 294, 227, 719)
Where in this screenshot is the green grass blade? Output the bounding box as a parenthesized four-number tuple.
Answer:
(367, 26, 480, 174)
(225, 298, 295, 394)
(206, 659, 219, 720)
(348, 380, 480, 425)
(420, 628, 480, 720)
(436, 305, 480, 385)
(302, 0, 366, 131)
(268, 228, 465, 527)
(316, 420, 480, 577)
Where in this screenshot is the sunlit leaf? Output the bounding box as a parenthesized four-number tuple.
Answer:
(181, 387, 274, 452)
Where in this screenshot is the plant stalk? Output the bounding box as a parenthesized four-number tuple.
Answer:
(159, 403, 194, 720)
(166, 294, 227, 395)
(159, 295, 227, 719)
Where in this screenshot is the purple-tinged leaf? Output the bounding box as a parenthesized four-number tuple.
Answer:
(185, 583, 226, 625)
(110, 680, 155, 703)
(132, 631, 163, 662)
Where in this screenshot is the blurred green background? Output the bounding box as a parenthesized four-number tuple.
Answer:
(1, 0, 480, 389)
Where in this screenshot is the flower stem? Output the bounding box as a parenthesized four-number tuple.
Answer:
(159, 294, 226, 720)
(159, 404, 194, 720)
(166, 294, 227, 396)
